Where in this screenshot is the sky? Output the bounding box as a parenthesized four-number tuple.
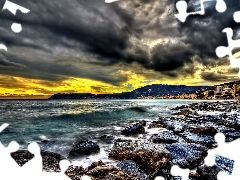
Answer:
(0, 0, 240, 98)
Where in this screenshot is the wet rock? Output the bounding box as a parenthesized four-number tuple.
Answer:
(155, 161, 173, 180)
(65, 165, 85, 180)
(109, 140, 171, 175)
(171, 105, 188, 111)
(190, 126, 218, 137)
(165, 143, 207, 169)
(117, 160, 148, 180)
(150, 130, 183, 144)
(224, 131, 240, 142)
(68, 140, 100, 158)
(160, 119, 187, 133)
(179, 132, 216, 148)
(100, 135, 115, 144)
(11, 150, 66, 172)
(122, 121, 145, 136)
(215, 155, 234, 175)
(114, 138, 133, 143)
(139, 120, 147, 126)
(195, 165, 221, 180)
(86, 161, 140, 180)
(173, 109, 198, 116)
(148, 121, 165, 129)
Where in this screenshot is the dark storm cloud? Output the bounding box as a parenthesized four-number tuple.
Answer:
(0, 0, 239, 83)
(0, 54, 25, 68)
(178, 0, 240, 64)
(201, 72, 228, 82)
(201, 71, 239, 82)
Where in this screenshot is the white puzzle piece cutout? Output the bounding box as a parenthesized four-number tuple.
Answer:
(175, 0, 227, 22)
(2, 0, 30, 33)
(215, 12, 240, 78)
(171, 165, 190, 180)
(204, 133, 240, 180)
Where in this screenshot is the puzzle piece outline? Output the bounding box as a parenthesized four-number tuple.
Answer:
(2, 0, 30, 33)
(204, 133, 240, 180)
(215, 11, 240, 78)
(175, 0, 227, 22)
(0, 123, 92, 180)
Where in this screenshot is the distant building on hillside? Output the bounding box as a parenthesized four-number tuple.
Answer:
(213, 81, 240, 99)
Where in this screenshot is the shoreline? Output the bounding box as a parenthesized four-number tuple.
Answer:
(7, 100, 240, 179)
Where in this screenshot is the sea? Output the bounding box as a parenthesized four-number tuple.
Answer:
(0, 99, 214, 167)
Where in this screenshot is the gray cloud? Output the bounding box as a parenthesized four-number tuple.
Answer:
(0, 0, 239, 85)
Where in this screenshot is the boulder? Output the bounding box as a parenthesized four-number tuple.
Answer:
(122, 121, 146, 135)
(68, 140, 100, 158)
(165, 143, 207, 169)
(117, 160, 148, 180)
(173, 109, 198, 116)
(179, 132, 217, 148)
(171, 105, 188, 111)
(215, 155, 234, 175)
(65, 165, 86, 180)
(194, 165, 221, 180)
(190, 126, 218, 137)
(148, 121, 165, 129)
(150, 130, 183, 144)
(224, 131, 240, 142)
(86, 161, 140, 180)
(100, 135, 115, 144)
(109, 140, 171, 175)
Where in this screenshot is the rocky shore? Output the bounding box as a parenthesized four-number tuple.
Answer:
(11, 101, 240, 180)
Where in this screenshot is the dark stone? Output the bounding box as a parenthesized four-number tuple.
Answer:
(68, 140, 100, 158)
(109, 140, 171, 175)
(215, 155, 234, 175)
(122, 121, 145, 136)
(99, 135, 115, 144)
(179, 132, 217, 148)
(173, 109, 198, 116)
(195, 165, 221, 180)
(148, 121, 165, 129)
(86, 161, 140, 180)
(165, 143, 207, 169)
(225, 131, 240, 142)
(117, 160, 148, 180)
(171, 105, 188, 110)
(190, 126, 218, 137)
(150, 131, 182, 144)
(65, 165, 85, 180)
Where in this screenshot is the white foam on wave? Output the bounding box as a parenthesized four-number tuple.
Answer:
(39, 135, 50, 141)
(145, 128, 166, 135)
(113, 126, 122, 130)
(71, 147, 117, 168)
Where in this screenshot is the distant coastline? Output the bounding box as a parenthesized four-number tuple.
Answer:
(48, 80, 240, 101)
(2, 80, 240, 100)
(48, 84, 213, 100)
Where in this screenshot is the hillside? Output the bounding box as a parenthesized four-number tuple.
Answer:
(49, 84, 213, 99)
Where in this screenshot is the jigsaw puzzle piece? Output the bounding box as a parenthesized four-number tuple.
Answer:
(215, 27, 240, 77)
(234, 11, 240, 23)
(204, 133, 240, 179)
(19, 142, 43, 180)
(175, 0, 227, 22)
(171, 165, 190, 180)
(0, 141, 21, 179)
(42, 159, 72, 180)
(154, 176, 165, 180)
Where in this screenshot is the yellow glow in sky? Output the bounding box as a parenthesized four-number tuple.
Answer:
(0, 58, 238, 99)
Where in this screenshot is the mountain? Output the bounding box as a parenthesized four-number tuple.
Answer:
(48, 84, 213, 99)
